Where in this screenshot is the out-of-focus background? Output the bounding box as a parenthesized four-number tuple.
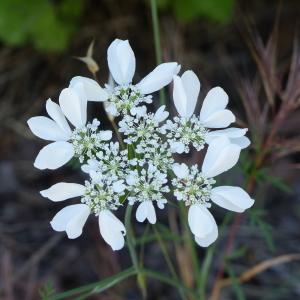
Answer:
(0, 0, 299, 299)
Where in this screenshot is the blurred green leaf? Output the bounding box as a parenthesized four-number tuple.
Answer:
(39, 280, 55, 300)
(250, 208, 276, 252)
(157, 0, 235, 23)
(226, 246, 248, 261)
(227, 266, 246, 300)
(256, 168, 292, 194)
(0, 0, 83, 52)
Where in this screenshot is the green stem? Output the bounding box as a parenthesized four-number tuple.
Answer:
(125, 205, 147, 298)
(178, 202, 200, 282)
(198, 213, 233, 299)
(153, 225, 186, 300)
(150, 0, 166, 105)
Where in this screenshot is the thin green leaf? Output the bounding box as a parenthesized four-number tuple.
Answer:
(227, 267, 246, 300)
(51, 267, 136, 300)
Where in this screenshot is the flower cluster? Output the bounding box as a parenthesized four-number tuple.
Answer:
(28, 38, 254, 251)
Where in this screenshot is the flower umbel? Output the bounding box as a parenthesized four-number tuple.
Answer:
(28, 38, 254, 251)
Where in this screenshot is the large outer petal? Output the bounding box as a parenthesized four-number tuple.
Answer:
(99, 210, 126, 251)
(202, 136, 241, 178)
(40, 182, 85, 202)
(27, 116, 70, 141)
(206, 128, 248, 140)
(34, 141, 74, 170)
(205, 128, 250, 149)
(136, 201, 157, 224)
(195, 223, 218, 247)
(211, 186, 254, 213)
(136, 62, 180, 94)
(188, 204, 216, 238)
(59, 86, 87, 128)
(200, 87, 229, 121)
(180, 70, 200, 118)
(69, 76, 108, 102)
(107, 39, 136, 85)
(172, 75, 187, 117)
(200, 110, 235, 128)
(50, 204, 90, 239)
(46, 99, 72, 135)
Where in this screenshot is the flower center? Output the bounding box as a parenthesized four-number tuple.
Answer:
(105, 85, 152, 116)
(70, 120, 105, 163)
(172, 165, 215, 206)
(82, 180, 124, 215)
(165, 116, 207, 153)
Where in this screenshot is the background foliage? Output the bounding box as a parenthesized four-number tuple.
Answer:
(0, 0, 83, 51)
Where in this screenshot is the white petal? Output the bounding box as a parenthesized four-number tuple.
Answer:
(195, 223, 218, 247)
(107, 39, 136, 85)
(206, 128, 250, 149)
(69, 76, 108, 102)
(170, 141, 185, 154)
(188, 204, 216, 238)
(136, 62, 180, 94)
(202, 137, 241, 178)
(27, 116, 70, 141)
(157, 199, 167, 209)
(40, 182, 85, 202)
(59, 87, 87, 128)
(172, 75, 188, 117)
(50, 204, 90, 239)
(46, 99, 72, 135)
(112, 180, 126, 193)
(34, 141, 74, 170)
(205, 128, 247, 142)
(207, 128, 248, 139)
(154, 105, 169, 122)
(181, 70, 200, 118)
(172, 163, 189, 179)
(99, 130, 112, 141)
(99, 210, 126, 250)
(231, 136, 250, 149)
(136, 201, 157, 224)
(126, 173, 138, 185)
(201, 110, 235, 128)
(211, 186, 254, 213)
(200, 87, 229, 121)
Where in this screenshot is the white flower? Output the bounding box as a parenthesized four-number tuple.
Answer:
(172, 137, 254, 247)
(173, 70, 235, 128)
(28, 85, 111, 169)
(105, 39, 180, 116)
(163, 116, 208, 153)
(127, 166, 169, 224)
(170, 71, 246, 153)
(40, 180, 127, 250)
